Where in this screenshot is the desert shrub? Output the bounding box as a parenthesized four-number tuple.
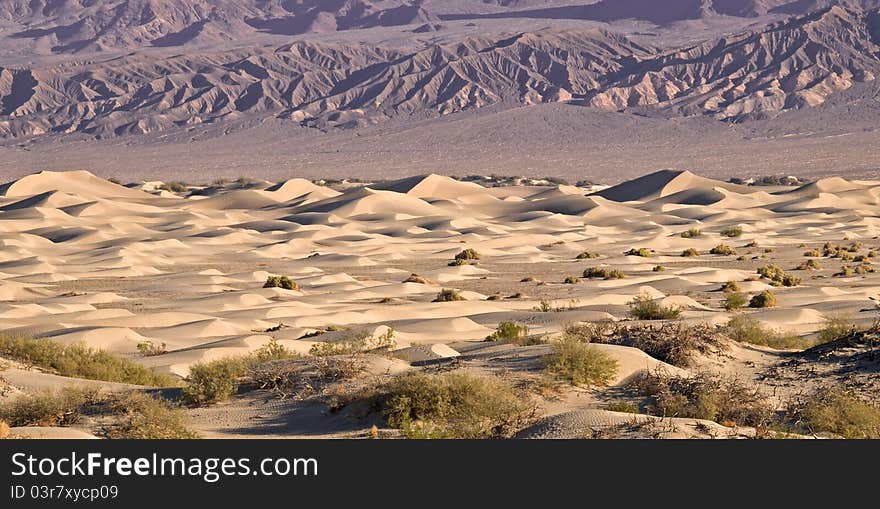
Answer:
(576, 251, 599, 259)
(532, 299, 553, 312)
(786, 387, 880, 439)
(404, 273, 435, 285)
(724, 292, 748, 311)
(627, 294, 682, 320)
(583, 267, 625, 279)
(454, 249, 480, 262)
(804, 248, 821, 257)
(309, 328, 396, 357)
(104, 392, 199, 439)
(749, 291, 777, 308)
(720, 226, 744, 238)
(817, 315, 858, 344)
(183, 339, 299, 405)
(744, 241, 759, 248)
(606, 401, 640, 413)
(562, 322, 615, 344)
(0, 387, 99, 427)
(725, 315, 803, 349)
(248, 355, 364, 401)
(653, 265, 666, 272)
(681, 228, 702, 239)
(797, 259, 822, 270)
(136, 341, 167, 357)
(373, 372, 536, 439)
(253, 339, 298, 362)
(835, 266, 854, 277)
(0, 335, 175, 386)
(311, 356, 365, 382)
(612, 322, 723, 367)
(158, 181, 188, 193)
(433, 288, 464, 302)
(634, 372, 771, 427)
(757, 264, 800, 287)
(565, 322, 725, 367)
(855, 263, 875, 274)
(544, 338, 618, 387)
(720, 280, 741, 292)
(486, 321, 531, 344)
(681, 248, 700, 257)
(264, 276, 299, 290)
(563, 276, 579, 284)
(710, 244, 737, 255)
(182, 357, 252, 406)
(624, 248, 652, 257)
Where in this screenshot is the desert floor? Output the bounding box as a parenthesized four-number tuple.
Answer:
(2, 169, 879, 439)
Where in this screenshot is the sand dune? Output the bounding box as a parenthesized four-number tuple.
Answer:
(3, 168, 880, 439)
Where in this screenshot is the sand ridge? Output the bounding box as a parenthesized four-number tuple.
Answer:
(3, 169, 880, 437)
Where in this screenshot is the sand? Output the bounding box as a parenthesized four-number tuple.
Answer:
(2, 169, 880, 439)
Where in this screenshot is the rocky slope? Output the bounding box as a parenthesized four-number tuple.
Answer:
(1, 3, 880, 138)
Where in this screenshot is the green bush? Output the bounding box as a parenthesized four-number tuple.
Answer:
(137, 341, 167, 357)
(855, 263, 875, 274)
(634, 372, 771, 427)
(563, 276, 579, 284)
(0, 387, 98, 427)
(544, 338, 618, 387)
(749, 291, 777, 308)
(0, 335, 176, 386)
(183, 340, 299, 405)
(374, 372, 536, 439)
(787, 387, 880, 439)
(710, 244, 737, 255)
(433, 288, 465, 302)
(455, 248, 481, 261)
(309, 328, 396, 356)
(486, 321, 531, 344)
(450, 248, 481, 266)
(681, 228, 703, 239)
(264, 276, 300, 290)
(583, 267, 625, 279)
(725, 316, 803, 349)
(0, 388, 200, 438)
(817, 315, 858, 344)
(627, 294, 682, 320)
(797, 259, 822, 270)
(757, 264, 800, 287)
(624, 248, 652, 257)
(605, 401, 640, 413)
(158, 181, 188, 193)
(724, 292, 748, 311)
(720, 280, 741, 292)
(562, 322, 615, 344)
(104, 392, 199, 439)
(720, 226, 744, 238)
(576, 251, 599, 259)
(835, 266, 854, 277)
(653, 265, 666, 272)
(681, 248, 700, 257)
(182, 357, 252, 406)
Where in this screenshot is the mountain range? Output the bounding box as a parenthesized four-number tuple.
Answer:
(2, 1, 880, 183)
